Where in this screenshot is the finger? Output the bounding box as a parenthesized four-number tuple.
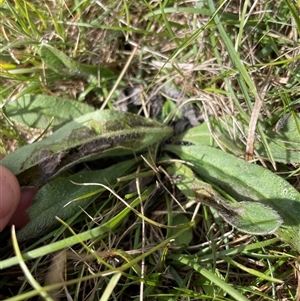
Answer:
(0, 165, 21, 231)
(8, 189, 37, 228)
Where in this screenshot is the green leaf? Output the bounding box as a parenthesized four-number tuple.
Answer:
(1, 110, 173, 188)
(39, 43, 115, 80)
(176, 113, 300, 163)
(17, 160, 136, 241)
(167, 214, 193, 245)
(256, 113, 300, 163)
(165, 144, 300, 251)
(168, 162, 282, 235)
(4, 94, 94, 129)
(174, 121, 220, 148)
(225, 202, 282, 234)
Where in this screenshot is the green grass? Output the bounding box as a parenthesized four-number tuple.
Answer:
(1, 0, 300, 300)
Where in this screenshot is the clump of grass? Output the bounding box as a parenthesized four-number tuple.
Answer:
(0, 0, 300, 300)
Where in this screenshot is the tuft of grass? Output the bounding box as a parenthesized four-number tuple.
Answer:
(0, 0, 300, 300)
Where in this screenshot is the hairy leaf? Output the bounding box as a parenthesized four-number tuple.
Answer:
(167, 214, 193, 246)
(176, 114, 300, 163)
(168, 162, 282, 235)
(40, 43, 115, 80)
(16, 160, 136, 241)
(165, 144, 300, 251)
(1, 110, 173, 188)
(5, 94, 93, 129)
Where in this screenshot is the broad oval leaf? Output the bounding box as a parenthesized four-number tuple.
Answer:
(256, 113, 300, 163)
(1, 110, 173, 188)
(40, 43, 115, 80)
(5, 94, 94, 129)
(165, 144, 300, 251)
(176, 114, 300, 163)
(168, 162, 282, 235)
(16, 160, 136, 241)
(226, 201, 283, 235)
(167, 214, 193, 246)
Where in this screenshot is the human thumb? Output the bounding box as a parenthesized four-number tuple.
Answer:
(0, 165, 21, 231)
